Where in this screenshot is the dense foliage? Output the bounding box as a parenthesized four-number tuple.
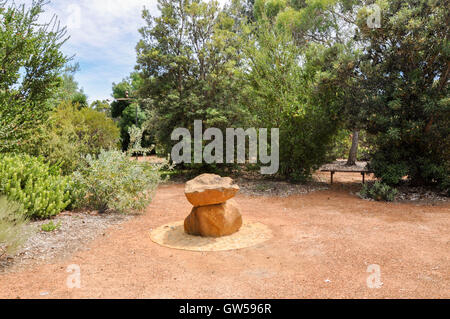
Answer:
(135, 0, 249, 154)
(110, 73, 149, 150)
(356, 0, 449, 189)
(242, 18, 341, 180)
(0, 154, 73, 219)
(359, 181, 398, 202)
(72, 150, 166, 214)
(247, 0, 449, 188)
(26, 102, 120, 174)
(0, 0, 68, 152)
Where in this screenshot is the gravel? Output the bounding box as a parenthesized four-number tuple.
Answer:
(235, 177, 329, 197)
(0, 210, 132, 273)
(395, 186, 448, 204)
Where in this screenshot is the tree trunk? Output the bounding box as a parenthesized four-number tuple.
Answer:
(346, 129, 360, 166)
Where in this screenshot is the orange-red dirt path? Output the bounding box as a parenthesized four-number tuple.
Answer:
(0, 183, 449, 299)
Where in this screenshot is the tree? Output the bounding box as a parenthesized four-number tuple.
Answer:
(118, 103, 149, 152)
(355, 0, 449, 187)
(29, 101, 120, 174)
(242, 16, 341, 180)
(71, 90, 88, 108)
(0, 0, 69, 152)
(110, 72, 142, 119)
(262, 0, 448, 186)
(235, 0, 256, 22)
(110, 72, 146, 150)
(135, 0, 249, 155)
(51, 64, 89, 109)
(91, 99, 112, 117)
(273, 0, 373, 165)
(313, 45, 374, 165)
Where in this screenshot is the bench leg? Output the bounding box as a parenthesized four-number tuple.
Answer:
(362, 172, 365, 184)
(331, 171, 335, 184)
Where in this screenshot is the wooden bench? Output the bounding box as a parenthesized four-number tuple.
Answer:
(320, 161, 371, 184)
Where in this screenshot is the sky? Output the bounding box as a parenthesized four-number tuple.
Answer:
(32, 0, 159, 103)
(30, 0, 229, 104)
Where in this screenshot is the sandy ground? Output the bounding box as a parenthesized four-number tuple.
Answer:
(0, 174, 449, 299)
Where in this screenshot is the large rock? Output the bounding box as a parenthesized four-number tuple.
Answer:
(184, 200, 243, 237)
(185, 174, 240, 207)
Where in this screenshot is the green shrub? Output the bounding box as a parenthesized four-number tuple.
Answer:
(0, 154, 73, 219)
(370, 147, 450, 192)
(279, 109, 338, 181)
(0, 196, 31, 258)
(243, 26, 340, 182)
(369, 154, 409, 186)
(359, 0, 449, 190)
(77, 106, 121, 154)
(72, 150, 166, 214)
(359, 181, 398, 202)
(25, 102, 120, 175)
(41, 221, 62, 232)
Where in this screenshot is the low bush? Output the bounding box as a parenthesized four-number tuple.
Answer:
(0, 196, 31, 258)
(25, 102, 120, 175)
(77, 106, 121, 154)
(41, 221, 62, 232)
(359, 181, 398, 202)
(72, 149, 166, 214)
(0, 154, 73, 219)
(369, 155, 409, 186)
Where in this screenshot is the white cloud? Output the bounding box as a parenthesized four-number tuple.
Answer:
(32, 0, 159, 102)
(20, 0, 229, 102)
(52, 0, 157, 55)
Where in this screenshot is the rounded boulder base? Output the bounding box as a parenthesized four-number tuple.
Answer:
(185, 174, 240, 207)
(184, 200, 243, 237)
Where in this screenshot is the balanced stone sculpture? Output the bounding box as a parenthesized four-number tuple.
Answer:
(184, 174, 242, 237)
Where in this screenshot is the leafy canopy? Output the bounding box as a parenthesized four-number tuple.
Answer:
(0, 0, 68, 152)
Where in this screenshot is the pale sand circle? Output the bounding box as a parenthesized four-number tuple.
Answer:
(150, 221, 273, 252)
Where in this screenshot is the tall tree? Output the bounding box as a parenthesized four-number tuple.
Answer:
(355, 0, 449, 187)
(110, 72, 146, 150)
(273, 0, 372, 165)
(135, 0, 248, 154)
(242, 14, 341, 180)
(0, 0, 69, 152)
